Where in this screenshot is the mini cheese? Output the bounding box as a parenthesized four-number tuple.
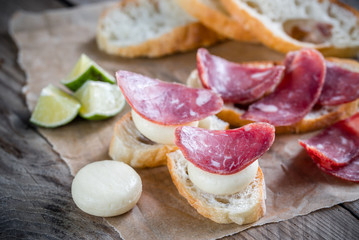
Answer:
(71, 160, 142, 217)
(131, 109, 198, 145)
(187, 160, 259, 195)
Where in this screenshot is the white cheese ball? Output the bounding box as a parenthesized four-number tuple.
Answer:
(131, 109, 198, 145)
(188, 160, 259, 195)
(71, 160, 142, 217)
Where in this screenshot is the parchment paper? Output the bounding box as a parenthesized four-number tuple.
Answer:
(10, 2, 359, 240)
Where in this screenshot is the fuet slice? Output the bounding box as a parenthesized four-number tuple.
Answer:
(299, 113, 359, 182)
(62, 54, 115, 91)
(116, 70, 223, 125)
(175, 124, 275, 174)
(74, 81, 125, 120)
(30, 85, 80, 128)
(197, 48, 284, 104)
(243, 48, 326, 126)
(318, 60, 359, 106)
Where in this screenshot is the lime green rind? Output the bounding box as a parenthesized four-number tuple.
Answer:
(61, 55, 115, 91)
(30, 108, 79, 128)
(78, 108, 123, 121)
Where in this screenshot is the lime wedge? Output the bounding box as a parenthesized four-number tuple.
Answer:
(30, 85, 81, 128)
(74, 81, 125, 120)
(61, 54, 115, 91)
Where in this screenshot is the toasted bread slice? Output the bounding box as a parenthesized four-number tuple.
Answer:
(167, 150, 266, 224)
(175, 0, 257, 42)
(96, 0, 223, 58)
(222, 0, 359, 57)
(109, 112, 229, 168)
(186, 57, 359, 133)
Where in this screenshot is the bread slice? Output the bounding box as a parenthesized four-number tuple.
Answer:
(167, 150, 266, 224)
(222, 0, 359, 57)
(175, 0, 257, 42)
(96, 0, 223, 58)
(109, 112, 229, 168)
(186, 57, 359, 133)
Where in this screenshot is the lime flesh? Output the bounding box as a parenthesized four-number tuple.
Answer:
(30, 85, 80, 128)
(74, 81, 125, 120)
(61, 54, 115, 91)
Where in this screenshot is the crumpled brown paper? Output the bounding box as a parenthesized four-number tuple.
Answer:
(10, 2, 359, 240)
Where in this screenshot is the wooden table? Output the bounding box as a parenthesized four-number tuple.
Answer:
(1, 0, 359, 239)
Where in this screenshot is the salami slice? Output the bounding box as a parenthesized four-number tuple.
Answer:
(175, 123, 275, 175)
(299, 113, 359, 182)
(242, 48, 326, 126)
(197, 48, 285, 104)
(318, 61, 359, 106)
(116, 71, 223, 125)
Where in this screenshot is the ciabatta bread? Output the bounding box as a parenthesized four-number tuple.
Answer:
(187, 57, 359, 133)
(109, 112, 229, 168)
(222, 0, 359, 57)
(175, 0, 257, 42)
(96, 0, 223, 58)
(167, 150, 266, 224)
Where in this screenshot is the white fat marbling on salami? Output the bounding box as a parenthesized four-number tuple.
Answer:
(174, 123, 275, 175)
(197, 48, 284, 104)
(318, 61, 359, 106)
(242, 49, 326, 126)
(116, 71, 223, 125)
(299, 113, 359, 182)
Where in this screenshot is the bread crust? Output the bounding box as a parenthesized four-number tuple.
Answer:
(167, 150, 266, 224)
(175, 0, 258, 42)
(96, 0, 224, 58)
(222, 0, 359, 57)
(109, 112, 178, 168)
(187, 58, 359, 133)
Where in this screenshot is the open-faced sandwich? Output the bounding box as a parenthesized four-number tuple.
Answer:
(167, 123, 275, 224)
(109, 71, 229, 168)
(188, 48, 359, 133)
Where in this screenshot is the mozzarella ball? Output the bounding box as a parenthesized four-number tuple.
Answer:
(188, 160, 259, 195)
(71, 160, 142, 217)
(131, 109, 198, 145)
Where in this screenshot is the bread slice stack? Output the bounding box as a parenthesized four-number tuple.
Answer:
(96, 0, 223, 58)
(175, 0, 258, 42)
(221, 0, 359, 57)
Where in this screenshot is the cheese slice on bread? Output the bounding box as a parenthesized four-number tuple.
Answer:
(109, 112, 229, 168)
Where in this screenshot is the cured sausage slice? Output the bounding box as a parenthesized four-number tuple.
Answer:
(116, 71, 223, 125)
(299, 113, 359, 182)
(242, 48, 326, 126)
(318, 61, 359, 106)
(197, 48, 284, 104)
(175, 123, 275, 175)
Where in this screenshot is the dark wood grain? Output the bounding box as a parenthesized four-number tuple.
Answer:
(1, 0, 359, 239)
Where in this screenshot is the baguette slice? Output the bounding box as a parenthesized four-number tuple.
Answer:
(175, 0, 257, 42)
(186, 57, 359, 134)
(96, 0, 223, 58)
(222, 0, 359, 57)
(109, 112, 229, 168)
(167, 150, 266, 224)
